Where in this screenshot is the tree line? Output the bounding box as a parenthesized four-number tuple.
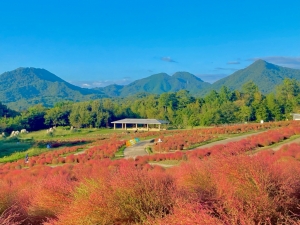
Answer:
(0, 78, 299, 133)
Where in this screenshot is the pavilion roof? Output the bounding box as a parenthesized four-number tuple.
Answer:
(111, 118, 169, 124)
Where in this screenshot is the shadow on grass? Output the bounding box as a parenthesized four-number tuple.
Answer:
(0, 137, 93, 160)
(0, 138, 34, 158)
(34, 139, 93, 149)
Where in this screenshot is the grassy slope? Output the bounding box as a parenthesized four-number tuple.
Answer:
(0, 127, 123, 163)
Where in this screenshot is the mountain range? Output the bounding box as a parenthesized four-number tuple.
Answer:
(1, 60, 300, 110)
(95, 60, 300, 96)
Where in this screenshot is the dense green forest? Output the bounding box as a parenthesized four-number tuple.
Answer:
(0, 79, 299, 134)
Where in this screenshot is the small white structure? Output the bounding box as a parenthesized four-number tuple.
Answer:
(70, 126, 76, 131)
(10, 131, 20, 137)
(46, 127, 54, 134)
(291, 113, 300, 120)
(157, 138, 163, 153)
(21, 129, 27, 133)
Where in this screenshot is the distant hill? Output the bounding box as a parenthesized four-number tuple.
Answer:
(96, 72, 211, 97)
(208, 60, 300, 94)
(0, 67, 106, 110)
(94, 84, 124, 97)
(2, 61, 300, 110)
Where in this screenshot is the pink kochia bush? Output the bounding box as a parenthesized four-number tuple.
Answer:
(0, 122, 300, 224)
(0, 148, 300, 224)
(169, 152, 300, 224)
(144, 125, 300, 163)
(151, 121, 297, 152)
(0, 139, 126, 170)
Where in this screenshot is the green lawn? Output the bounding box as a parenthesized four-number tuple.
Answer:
(0, 140, 33, 158)
(0, 146, 50, 163)
(21, 126, 123, 141)
(114, 145, 126, 159)
(0, 126, 122, 163)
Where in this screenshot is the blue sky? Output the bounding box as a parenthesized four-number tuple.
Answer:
(0, 0, 299, 87)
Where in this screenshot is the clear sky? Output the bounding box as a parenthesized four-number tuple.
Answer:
(1, 0, 299, 87)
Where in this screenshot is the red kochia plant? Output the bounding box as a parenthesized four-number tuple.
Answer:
(275, 143, 300, 159)
(65, 155, 75, 164)
(149, 202, 223, 225)
(1, 122, 300, 224)
(28, 175, 76, 218)
(51, 160, 176, 225)
(171, 154, 300, 224)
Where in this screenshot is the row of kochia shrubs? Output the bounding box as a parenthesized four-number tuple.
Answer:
(0, 121, 297, 171)
(135, 125, 300, 164)
(151, 121, 296, 152)
(134, 120, 294, 139)
(0, 139, 125, 171)
(1, 140, 300, 224)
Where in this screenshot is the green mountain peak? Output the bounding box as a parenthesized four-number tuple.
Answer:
(0, 67, 106, 110)
(209, 60, 300, 94)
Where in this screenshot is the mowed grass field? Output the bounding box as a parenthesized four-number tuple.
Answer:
(0, 127, 124, 163)
(0, 139, 33, 158)
(22, 126, 123, 141)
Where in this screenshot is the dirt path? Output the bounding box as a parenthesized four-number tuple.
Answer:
(191, 131, 266, 150)
(149, 162, 175, 168)
(267, 137, 300, 151)
(73, 148, 89, 155)
(124, 139, 154, 159)
(124, 131, 267, 159)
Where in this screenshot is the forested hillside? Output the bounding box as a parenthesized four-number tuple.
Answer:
(112, 71, 211, 96)
(0, 78, 299, 133)
(0, 67, 106, 110)
(208, 59, 300, 94)
(1, 61, 300, 110)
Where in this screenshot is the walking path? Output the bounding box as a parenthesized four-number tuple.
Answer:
(192, 131, 266, 150)
(124, 139, 154, 159)
(35, 130, 300, 168)
(124, 131, 267, 159)
(268, 137, 300, 152)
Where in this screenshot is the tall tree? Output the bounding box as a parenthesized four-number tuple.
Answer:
(266, 93, 282, 121)
(242, 81, 259, 105)
(276, 78, 300, 118)
(22, 105, 47, 131)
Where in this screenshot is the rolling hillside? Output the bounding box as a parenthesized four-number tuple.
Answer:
(0, 67, 106, 110)
(96, 71, 211, 97)
(208, 60, 300, 93)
